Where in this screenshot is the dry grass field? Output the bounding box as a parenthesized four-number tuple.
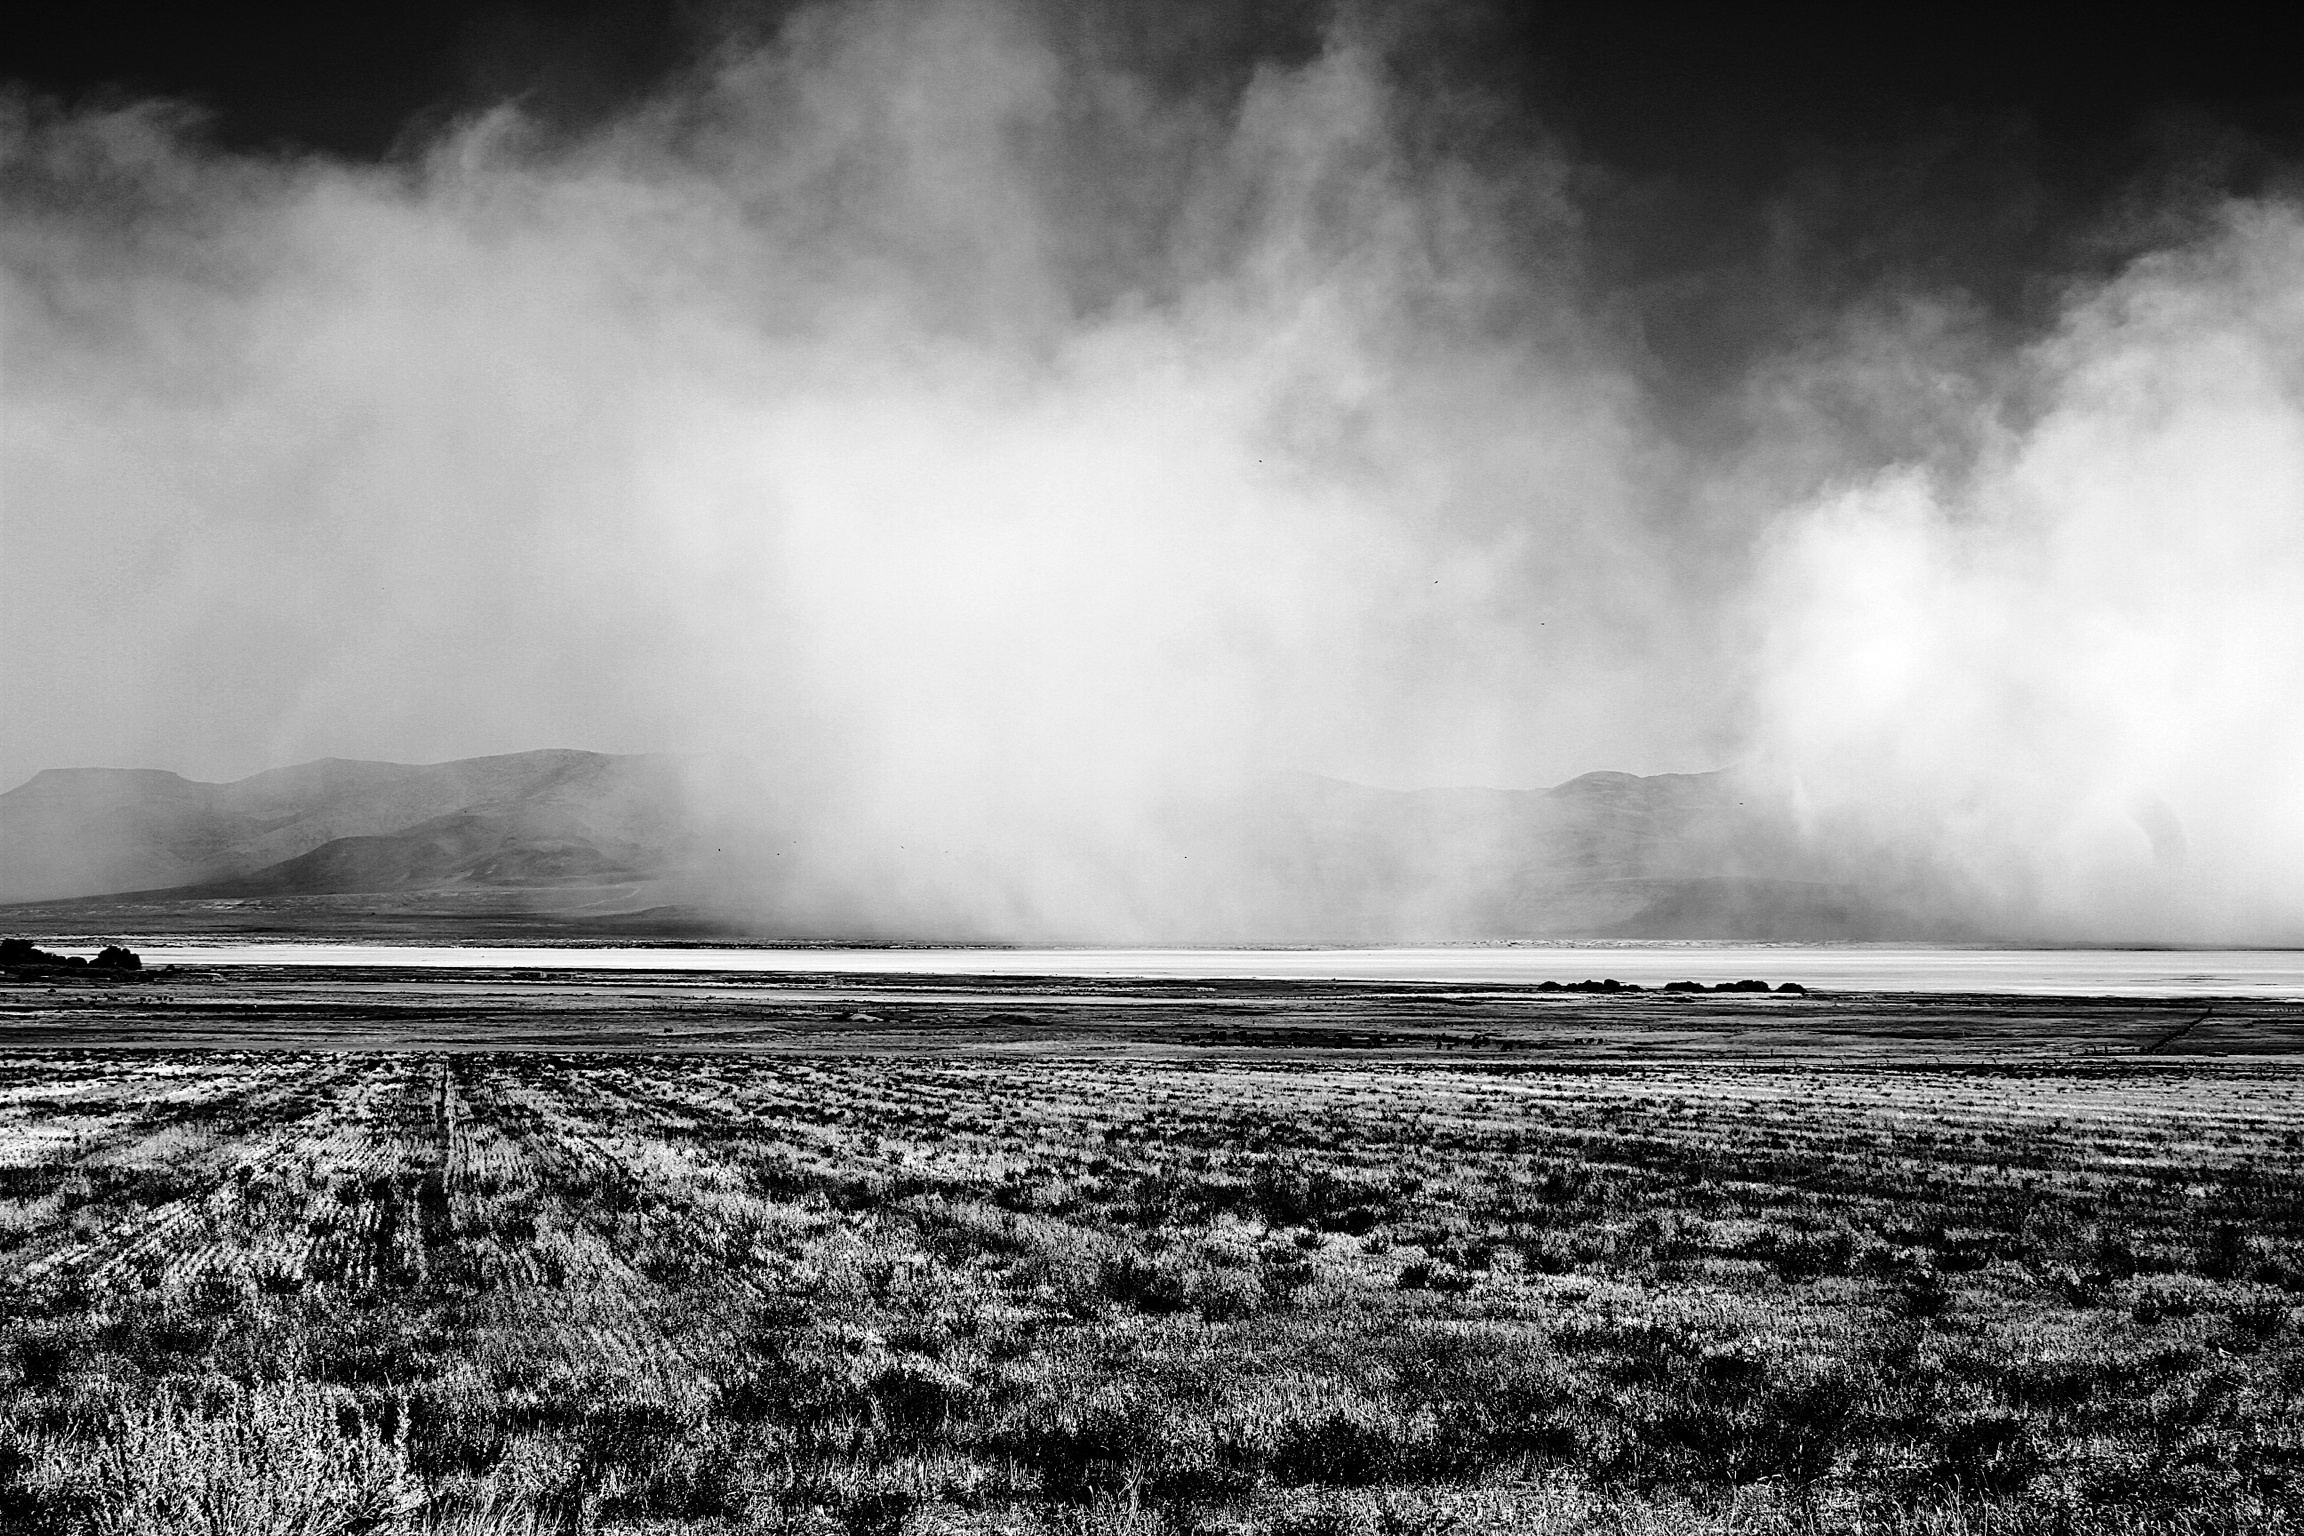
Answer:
(2, 968, 2302, 1534)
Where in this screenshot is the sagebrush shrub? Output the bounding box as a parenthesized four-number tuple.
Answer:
(90, 1380, 416, 1536)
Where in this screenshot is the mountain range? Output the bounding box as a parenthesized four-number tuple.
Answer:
(0, 748, 1916, 939)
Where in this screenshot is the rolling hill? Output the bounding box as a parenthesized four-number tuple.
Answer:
(1206, 768, 1901, 940)
(0, 750, 694, 906)
(0, 749, 1916, 939)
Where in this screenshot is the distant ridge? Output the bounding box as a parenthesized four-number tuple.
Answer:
(0, 749, 691, 905)
(1, 749, 1925, 940)
(1214, 767, 1908, 941)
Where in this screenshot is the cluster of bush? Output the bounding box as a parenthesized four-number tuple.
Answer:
(0, 938, 142, 972)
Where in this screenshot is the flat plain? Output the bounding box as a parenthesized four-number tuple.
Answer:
(3, 967, 2302, 1534)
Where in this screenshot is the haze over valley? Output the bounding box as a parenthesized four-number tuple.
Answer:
(0, 747, 1919, 941)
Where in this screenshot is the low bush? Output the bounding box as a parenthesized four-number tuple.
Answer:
(86, 1380, 416, 1536)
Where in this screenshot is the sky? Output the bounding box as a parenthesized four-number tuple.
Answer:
(6, 1, 2304, 938)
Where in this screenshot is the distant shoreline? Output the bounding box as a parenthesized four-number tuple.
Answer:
(9, 940, 2304, 999)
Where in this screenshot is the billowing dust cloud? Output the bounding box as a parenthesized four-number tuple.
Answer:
(1752, 204, 2304, 942)
(4, 1, 2302, 940)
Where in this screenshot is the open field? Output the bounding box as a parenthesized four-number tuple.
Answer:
(3, 969, 2303, 1533)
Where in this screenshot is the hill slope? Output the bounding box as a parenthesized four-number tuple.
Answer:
(1202, 769, 1895, 940)
(0, 750, 692, 904)
(1, 750, 1916, 939)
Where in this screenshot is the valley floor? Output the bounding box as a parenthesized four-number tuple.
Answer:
(2, 973, 2301, 1533)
